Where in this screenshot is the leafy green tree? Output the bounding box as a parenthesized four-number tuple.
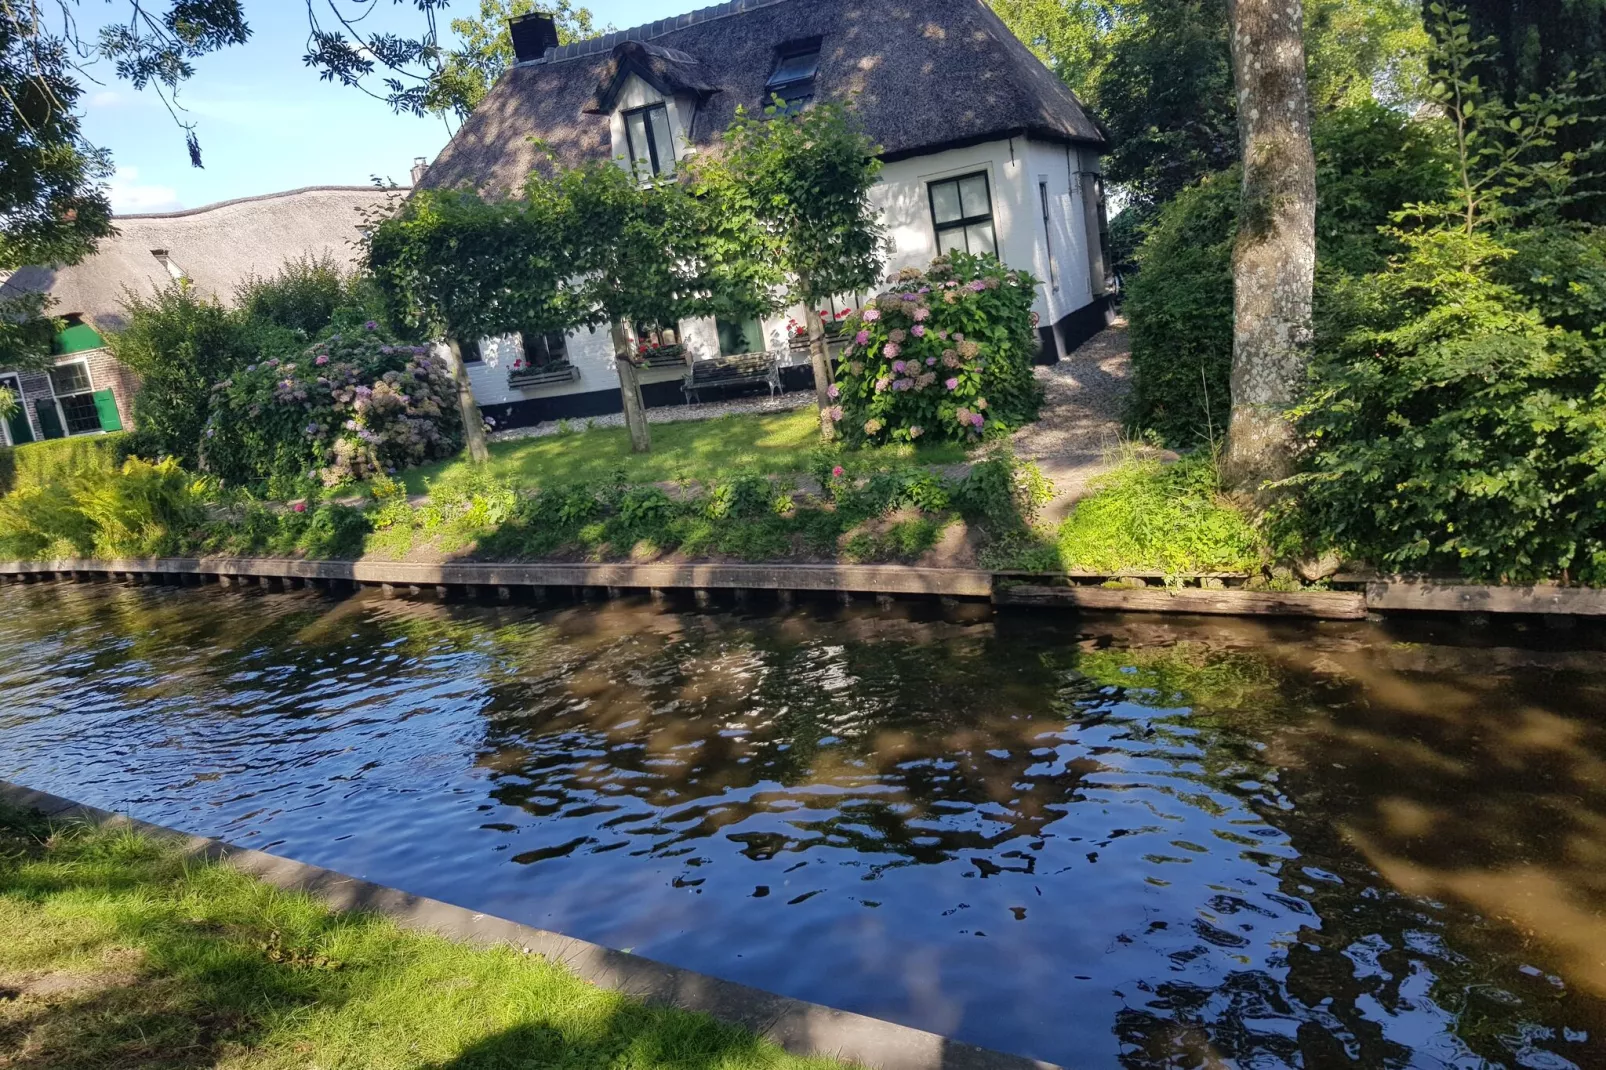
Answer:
(426, 0, 605, 118)
(0, 293, 66, 372)
(1288, 8, 1606, 582)
(700, 101, 885, 442)
(108, 284, 268, 465)
(986, 0, 1116, 97)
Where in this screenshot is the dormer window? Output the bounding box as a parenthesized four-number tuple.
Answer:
(766, 41, 820, 112)
(623, 104, 675, 177)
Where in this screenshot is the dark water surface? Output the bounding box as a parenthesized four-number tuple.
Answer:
(2, 583, 1605, 1068)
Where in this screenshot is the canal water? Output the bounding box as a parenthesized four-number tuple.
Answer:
(1, 582, 1603, 1068)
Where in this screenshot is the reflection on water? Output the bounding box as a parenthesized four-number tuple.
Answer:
(2, 582, 1604, 1067)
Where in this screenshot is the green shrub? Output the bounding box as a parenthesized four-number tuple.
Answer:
(1288, 227, 1606, 583)
(0, 433, 125, 496)
(108, 284, 274, 466)
(1124, 102, 1451, 447)
(830, 252, 1042, 445)
(0, 457, 209, 559)
(235, 254, 361, 343)
(201, 324, 461, 493)
(1057, 452, 1266, 575)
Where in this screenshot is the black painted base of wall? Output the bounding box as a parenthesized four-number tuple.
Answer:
(483, 300, 1115, 432)
(482, 371, 816, 432)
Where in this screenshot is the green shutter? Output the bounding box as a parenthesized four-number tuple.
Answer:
(53, 323, 106, 354)
(5, 406, 32, 445)
(35, 401, 64, 440)
(92, 389, 122, 431)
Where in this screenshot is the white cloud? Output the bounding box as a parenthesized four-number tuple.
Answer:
(106, 167, 183, 214)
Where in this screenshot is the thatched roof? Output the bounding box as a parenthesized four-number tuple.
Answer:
(419, 0, 1104, 197)
(0, 185, 405, 334)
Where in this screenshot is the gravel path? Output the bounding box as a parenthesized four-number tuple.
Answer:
(1013, 321, 1134, 519)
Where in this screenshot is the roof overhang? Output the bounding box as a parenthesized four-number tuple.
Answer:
(586, 40, 719, 114)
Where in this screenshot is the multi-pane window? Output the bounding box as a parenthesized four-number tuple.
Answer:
(521, 331, 569, 368)
(623, 104, 676, 177)
(48, 360, 102, 435)
(766, 44, 819, 112)
(929, 172, 996, 256)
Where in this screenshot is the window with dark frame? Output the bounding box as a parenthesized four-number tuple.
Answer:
(928, 172, 996, 257)
(520, 330, 569, 369)
(47, 360, 102, 435)
(1039, 180, 1058, 290)
(765, 41, 819, 112)
(623, 103, 676, 177)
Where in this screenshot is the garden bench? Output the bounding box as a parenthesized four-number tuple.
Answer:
(682, 351, 782, 403)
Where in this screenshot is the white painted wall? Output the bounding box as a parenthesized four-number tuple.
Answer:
(462, 134, 1105, 411)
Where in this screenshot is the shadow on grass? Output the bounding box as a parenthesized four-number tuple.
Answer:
(0, 806, 840, 1070)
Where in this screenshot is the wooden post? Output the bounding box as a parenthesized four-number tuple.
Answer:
(610, 320, 652, 453)
(445, 338, 491, 464)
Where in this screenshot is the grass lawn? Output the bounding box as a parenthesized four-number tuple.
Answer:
(0, 805, 843, 1070)
(401, 408, 968, 493)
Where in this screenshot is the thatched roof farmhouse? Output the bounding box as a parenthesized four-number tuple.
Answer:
(418, 0, 1116, 430)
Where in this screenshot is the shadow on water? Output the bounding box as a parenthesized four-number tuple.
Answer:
(1, 581, 1605, 1067)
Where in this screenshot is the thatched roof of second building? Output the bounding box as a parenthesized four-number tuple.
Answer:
(420, 0, 1104, 197)
(0, 185, 405, 334)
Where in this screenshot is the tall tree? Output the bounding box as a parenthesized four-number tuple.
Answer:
(701, 101, 885, 442)
(1223, 0, 1318, 493)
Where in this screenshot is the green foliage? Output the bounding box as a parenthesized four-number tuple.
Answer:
(701, 99, 885, 310)
(108, 283, 267, 465)
(235, 254, 380, 344)
(1125, 103, 1452, 447)
(0, 291, 65, 371)
(0, 14, 115, 270)
(202, 499, 373, 559)
(1287, 13, 1606, 584)
(1056, 451, 1267, 574)
(0, 433, 123, 496)
(0, 457, 208, 559)
(425, 0, 605, 118)
(201, 326, 462, 494)
(830, 253, 1042, 445)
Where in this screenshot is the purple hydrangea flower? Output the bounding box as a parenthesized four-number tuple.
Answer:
(968, 279, 987, 292)
(829, 406, 844, 421)
(827, 383, 840, 398)
(912, 324, 926, 337)
(971, 413, 985, 428)
(884, 342, 900, 359)
(926, 357, 937, 366)
(862, 309, 881, 322)
(315, 355, 329, 366)
(892, 359, 906, 373)
(901, 292, 919, 301)
(945, 377, 960, 391)
(365, 320, 378, 331)
(854, 330, 870, 346)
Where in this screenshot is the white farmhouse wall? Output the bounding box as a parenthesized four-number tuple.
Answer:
(463, 325, 619, 408)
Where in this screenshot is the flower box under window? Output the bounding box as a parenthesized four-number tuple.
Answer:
(508, 361, 580, 389)
(637, 343, 686, 369)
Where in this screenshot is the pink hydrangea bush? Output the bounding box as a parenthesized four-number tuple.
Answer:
(201, 324, 462, 493)
(830, 252, 1041, 446)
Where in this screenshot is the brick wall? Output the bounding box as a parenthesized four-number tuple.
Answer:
(4, 348, 140, 443)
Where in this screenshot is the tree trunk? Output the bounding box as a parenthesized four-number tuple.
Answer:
(1223, 0, 1317, 497)
(446, 338, 490, 465)
(805, 299, 835, 443)
(610, 320, 652, 453)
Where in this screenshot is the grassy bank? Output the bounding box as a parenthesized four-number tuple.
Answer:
(402, 409, 967, 495)
(0, 803, 841, 1070)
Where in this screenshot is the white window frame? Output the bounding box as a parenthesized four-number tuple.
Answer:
(47, 358, 104, 437)
(0, 372, 22, 446)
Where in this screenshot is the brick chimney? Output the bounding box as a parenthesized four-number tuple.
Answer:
(509, 11, 559, 64)
(410, 157, 429, 186)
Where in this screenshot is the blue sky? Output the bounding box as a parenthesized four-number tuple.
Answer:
(82, 1, 677, 214)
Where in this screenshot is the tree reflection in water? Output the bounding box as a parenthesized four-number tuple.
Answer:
(0, 583, 1602, 1068)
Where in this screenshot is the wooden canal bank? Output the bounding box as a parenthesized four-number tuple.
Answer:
(1, 556, 1603, 621)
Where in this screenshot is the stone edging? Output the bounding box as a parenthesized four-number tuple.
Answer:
(0, 780, 1057, 1070)
(3, 558, 1605, 619)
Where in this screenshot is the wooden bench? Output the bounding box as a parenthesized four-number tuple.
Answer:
(508, 362, 580, 390)
(682, 351, 782, 403)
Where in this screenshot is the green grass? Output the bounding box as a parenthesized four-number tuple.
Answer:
(401, 409, 966, 494)
(0, 804, 845, 1070)
(1056, 451, 1266, 575)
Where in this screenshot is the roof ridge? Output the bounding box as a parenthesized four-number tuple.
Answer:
(114, 184, 409, 221)
(526, 0, 793, 65)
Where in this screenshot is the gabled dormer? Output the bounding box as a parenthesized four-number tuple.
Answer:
(585, 40, 717, 179)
